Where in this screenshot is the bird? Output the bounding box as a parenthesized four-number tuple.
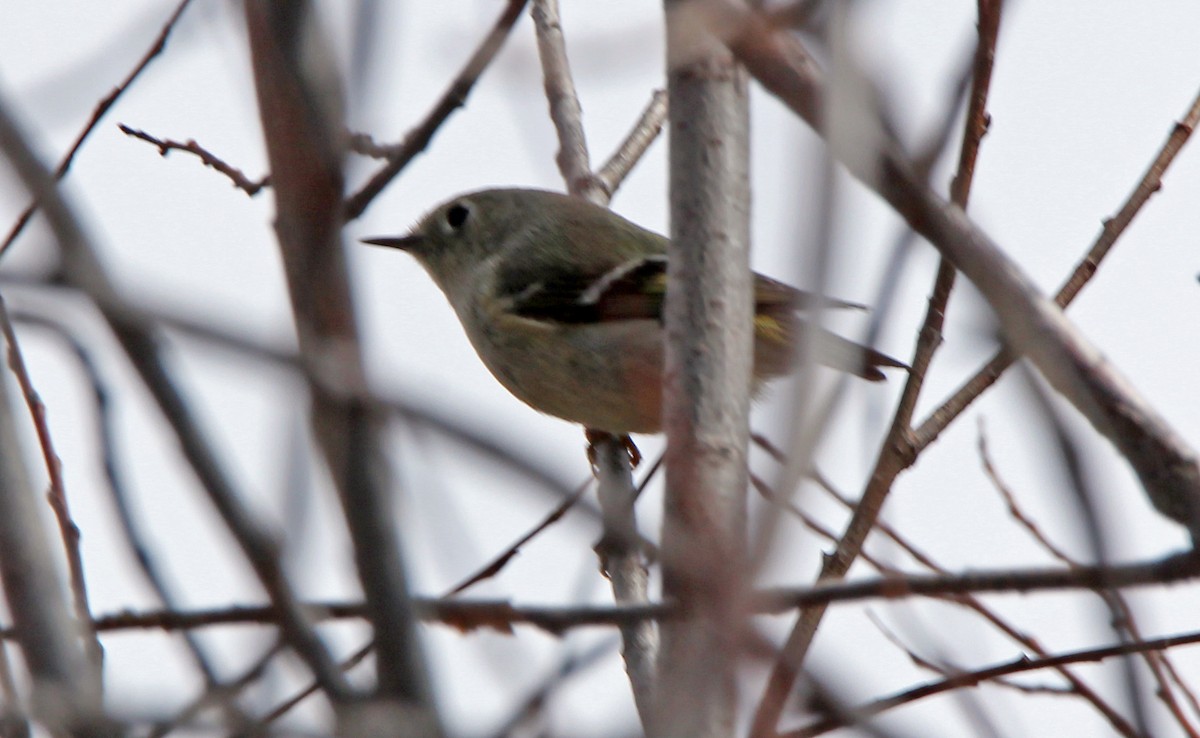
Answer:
(363, 188, 904, 435)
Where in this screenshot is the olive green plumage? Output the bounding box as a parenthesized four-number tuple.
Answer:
(364, 188, 903, 434)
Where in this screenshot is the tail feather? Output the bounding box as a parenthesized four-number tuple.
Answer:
(754, 316, 907, 381)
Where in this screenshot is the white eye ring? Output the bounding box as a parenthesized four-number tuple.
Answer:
(443, 201, 471, 233)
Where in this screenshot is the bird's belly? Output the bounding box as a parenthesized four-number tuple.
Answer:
(468, 318, 665, 434)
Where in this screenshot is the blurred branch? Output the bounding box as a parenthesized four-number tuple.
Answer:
(0, 87, 115, 737)
(752, 2, 1002, 733)
(486, 636, 620, 738)
(252, 641, 375, 730)
(0, 0, 196, 258)
(344, 0, 529, 219)
(0, 49, 351, 712)
(2, 279, 598, 518)
(800, 470, 1143, 737)
(117, 124, 270, 195)
(243, 1, 438, 723)
(725, 0, 1200, 535)
(146, 641, 282, 738)
(984, 400, 1180, 734)
(446, 478, 591, 595)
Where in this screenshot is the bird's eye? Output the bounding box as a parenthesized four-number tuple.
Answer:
(445, 203, 470, 230)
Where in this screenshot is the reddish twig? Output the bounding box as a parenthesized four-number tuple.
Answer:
(0, 295, 100, 671)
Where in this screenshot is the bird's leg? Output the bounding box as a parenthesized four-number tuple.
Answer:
(585, 428, 641, 470)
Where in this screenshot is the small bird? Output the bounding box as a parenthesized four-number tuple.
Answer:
(363, 188, 903, 435)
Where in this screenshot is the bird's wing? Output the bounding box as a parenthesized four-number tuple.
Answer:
(500, 255, 868, 325)
(498, 255, 668, 324)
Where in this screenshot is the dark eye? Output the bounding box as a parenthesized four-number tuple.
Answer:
(445, 203, 470, 230)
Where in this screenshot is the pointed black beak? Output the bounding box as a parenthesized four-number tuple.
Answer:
(361, 234, 423, 252)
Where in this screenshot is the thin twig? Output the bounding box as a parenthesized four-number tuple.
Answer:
(810, 470, 1142, 737)
(344, 0, 530, 219)
(248, 641, 375, 731)
(976, 419, 1075, 563)
(144, 641, 282, 737)
(446, 477, 592, 595)
(485, 636, 619, 738)
(977, 420, 1199, 736)
(117, 124, 269, 195)
(0, 0, 196, 258)
(789, 630, 1200, 737)
(0, 90, 109, 734)
(530, 0, 660, 726)
(1, 60, 353, 707)
(595, 89, 668, 197)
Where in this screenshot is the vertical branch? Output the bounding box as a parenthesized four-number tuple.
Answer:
(656, 2, 753, 736)
(243, 2, 440, 729)
(532, 0, 661, 725)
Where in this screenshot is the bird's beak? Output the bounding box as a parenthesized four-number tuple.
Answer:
(361, 234, 424, 252)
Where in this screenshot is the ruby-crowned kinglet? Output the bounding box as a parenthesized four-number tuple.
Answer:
(363, 188, 903, 434)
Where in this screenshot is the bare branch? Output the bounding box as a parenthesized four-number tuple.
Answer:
(656, 2, 753, 735)
(0, 85, 121, 737)
(21, 553, 1200, 638)
(531, 0, 662, 725)
(724, 0, 1200, 545)
(11, 312, 226, 687)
